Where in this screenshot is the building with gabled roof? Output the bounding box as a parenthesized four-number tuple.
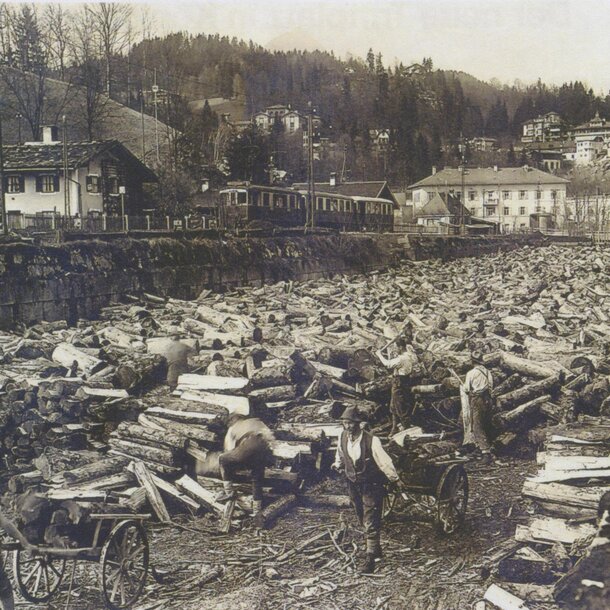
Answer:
(408, 165, 569, 233)
(2, 126, 157, 222)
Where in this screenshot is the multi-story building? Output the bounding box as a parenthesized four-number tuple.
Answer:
(522, 112, 564, 143)
(469, 137, 497, 152)
(254, 104, 321, 135)
(571, 112, 610, 165)
(408, 165, 569, 233)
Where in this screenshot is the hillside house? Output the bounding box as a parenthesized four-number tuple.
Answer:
(522, 112, 564, 143)
(2, 127, 156, 224)
(408, 165, 569, 233)
(571, 112, 610, 165)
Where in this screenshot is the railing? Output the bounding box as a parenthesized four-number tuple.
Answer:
(5, 214, 216, 235)
(592, 231, 610, 244)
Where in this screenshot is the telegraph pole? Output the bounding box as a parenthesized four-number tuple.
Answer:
(153, 69, 160, 164)
(0, 114, 7, 235)
(62, 115, 70, 219)
(307, 102, 316, 228)
(139, 90, 146, 160)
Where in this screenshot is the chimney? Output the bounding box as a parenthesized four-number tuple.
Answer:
(431, 166, 437, 175)
(42, 125, 59, 144)
(330, 172, 337, 187)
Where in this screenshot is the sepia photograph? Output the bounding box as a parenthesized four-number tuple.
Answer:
(0, 0, 608, 608)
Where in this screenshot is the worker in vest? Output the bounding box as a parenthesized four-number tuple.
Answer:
(333, 406, 401, 574)
(214, 414, 275, 516)
(460, 351, 494, 461)
(376, 334, 419, 435)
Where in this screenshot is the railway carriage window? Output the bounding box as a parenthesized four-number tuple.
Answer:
(289, 195, 295, 209)
(274, 195, 285, 208)
(316, 197, 322, 210)
(346, 200, 351, 212)
(237, 192, 247, 205)
(252, 191, 259, 206)
(263, 192, 270, 207)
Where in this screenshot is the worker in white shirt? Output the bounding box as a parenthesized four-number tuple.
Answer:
(376, 335, 419, 435)
(460, 351, 494, 460)
(215, 415, 275, 515)
(333, 406, 401, 574)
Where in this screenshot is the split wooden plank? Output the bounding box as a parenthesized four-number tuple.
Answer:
(149, 473, 200, 511)
(52, 342, 105, 375)
(522, 481, 610, 510)
(483, 584, 530, 610)
(130, 461, 171, 522)
(175, 474, 225, 516)
(177, 391, 249, 415)
(515, 517, 596, 545)
(176, 373, 249, 391)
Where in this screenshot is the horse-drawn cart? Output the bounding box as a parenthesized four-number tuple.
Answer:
(2, 512, 150, 609)
(384, 440, 469, 534)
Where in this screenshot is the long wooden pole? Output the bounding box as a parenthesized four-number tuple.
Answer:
(0, 114, 7, 235)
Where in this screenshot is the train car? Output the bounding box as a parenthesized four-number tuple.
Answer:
(219, 183, 395, 232)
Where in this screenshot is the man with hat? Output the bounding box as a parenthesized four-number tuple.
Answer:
(460, 350, 494, 461)
(333, 405, 401, 574)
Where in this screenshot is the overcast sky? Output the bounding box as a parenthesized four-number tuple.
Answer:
(53, 0, 610, 93)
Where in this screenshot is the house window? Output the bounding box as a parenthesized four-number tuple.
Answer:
(487, 191, 495, 199)
(106, 176, 119, 195)
(503, 207, 510, 215)
(519, 206, 526, 215)
(502, 191, 510, 200)
(536, 190, 542, 200)
(36, 174, 59, 193)
(86, 175, 101, 194)
(519, 190, 527, 200)
(551, 190, 557, 200)
(5, 175, 24, 193)
(263, 192, 270, 207)
(486, 208, 494, 217)
(468, 191, 476, 201)
(470, 207, 476, 215)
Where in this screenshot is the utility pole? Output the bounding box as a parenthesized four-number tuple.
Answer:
(341, 145, 347, 183)
(16, 113, 22, 145)
(139, 90, 146, 160)
(153, 69, 160, 164)
(62, 115, 70, 219)
(0, 114, 7, 235)
(307, 102, 316, 228)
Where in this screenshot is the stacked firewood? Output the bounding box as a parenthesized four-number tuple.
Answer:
(478, 416, 610, 609)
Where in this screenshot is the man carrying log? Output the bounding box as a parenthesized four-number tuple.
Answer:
(333, 406, 401, 574)
(214, 414, 275, 516)
(376, 334, 419, 435)
(163, 335, 194, 391)
(459, 351, 494, 462)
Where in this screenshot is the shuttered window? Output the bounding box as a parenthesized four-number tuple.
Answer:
(4, 175, 24, 193)
(36, 175, 59, 193)
(86, 175, 101, 193)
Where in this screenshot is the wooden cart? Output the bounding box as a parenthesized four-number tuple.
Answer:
(383, 455, 469, 534)
(2, 512, 150, 610)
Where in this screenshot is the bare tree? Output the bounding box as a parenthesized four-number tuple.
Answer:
(85, 2, 133, 97)
(69, 6, 113, 140)
(41, 3, 71, 80)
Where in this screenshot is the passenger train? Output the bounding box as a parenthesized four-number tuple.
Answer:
(218, 183, 395, 232)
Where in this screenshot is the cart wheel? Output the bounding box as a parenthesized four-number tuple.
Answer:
(100, 520, 149, 610)
(13, 549, 66, 603)
(436, 464, 468, 534)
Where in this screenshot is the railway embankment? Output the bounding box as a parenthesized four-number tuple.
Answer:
(0, 232, 548, 329)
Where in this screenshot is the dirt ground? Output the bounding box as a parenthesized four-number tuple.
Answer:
(16, 456, 547, 610)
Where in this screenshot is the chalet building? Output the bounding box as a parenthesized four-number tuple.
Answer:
(570, 112, 610, 165)
(408, 165, 569, 233)
(521, 112, 564, 143)
(254, 104, 322, 134)
(521, 140, 576, 172)
(2, 126, 157, 222)
(369, 129, 391, 154)
(415, 192, 471, 226)
(468, 137, 497, 152)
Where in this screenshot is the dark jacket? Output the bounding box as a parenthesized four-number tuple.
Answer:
(341, 430, 386, 484)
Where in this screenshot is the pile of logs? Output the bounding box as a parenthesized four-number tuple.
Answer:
(1, 243, 609, 537)
(478, 416, 610, 610)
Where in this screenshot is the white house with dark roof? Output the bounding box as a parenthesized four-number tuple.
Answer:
(408, 165, 569, 233)
(2, 126, 157, 223)
(571, 112, 610, 165)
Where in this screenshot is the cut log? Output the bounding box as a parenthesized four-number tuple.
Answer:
(254, 494, 298, 529)
(247, 365, 291, 389)
(498, 547, 555, 584)
(495, 374, 561, 411)
(52, 343, 105, 375)
(139, 414, 218, 445)
(249, 385, 297, 404)
(174, 474, 225, 516)
(115, 422, 186, 450)
(515, 516, 596, 545)
(99, 327, 146, 351)
(108, 438, 179, 467)
(51, 456, 128, 486)
(146, 407, 220, 424)
(493, 395, 550, 432)
(500, 352, 558, 379)
(149, 473, 200, 512)
(521, 481, 609, 510)
(177, 391, 249, 415)
(176, 373, 248, 391)
(130, 461, 171, 522)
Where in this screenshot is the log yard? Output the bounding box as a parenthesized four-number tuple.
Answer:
(0, 239, 608, 610)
